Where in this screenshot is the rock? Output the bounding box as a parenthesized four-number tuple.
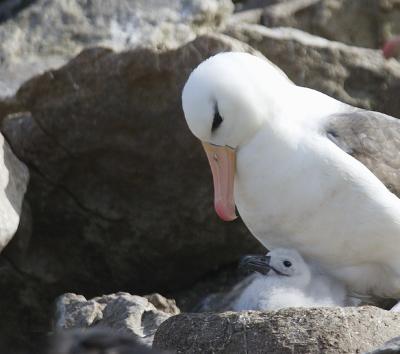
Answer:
(0, 32, 263, 294)
(0, 0, 33, 23)
(234, 0, 282, 12)
(144, 293, 180, 315)
(55, 292, 179, 347)
(0, 0, 234, 97)
(0, 256, 49, 354)
(230, 8, 264, 24)
(0, 132, 29, 252)
(48, 328, 167, 354)
(262, 0, 400, 49)
(226, 23, 400, 117)
(262, 0, 321, 29)
(366, 336, 400, 354)
(154, 307, 400, 354)
(0, 33, 264, 350)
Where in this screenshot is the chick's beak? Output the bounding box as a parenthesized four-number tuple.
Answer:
(239, 255, 271, 275)
(202, 142, 237, 221)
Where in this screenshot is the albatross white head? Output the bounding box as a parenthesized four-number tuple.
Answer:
(182, 52, 290, 221)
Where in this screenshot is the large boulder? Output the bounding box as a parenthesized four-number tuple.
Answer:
(0, 0, 234, 97)
(366, 336, 400, 354)
(48, 328, 167, 354)
(1, 33, 263, 295)
(0, 33, 264, 351)
(262, 0, 400, 49)
(55, 292, 179, 347)
(0, 0, 33, 23)
(226, 23, 400, 117)
(154, 307, 400, 354)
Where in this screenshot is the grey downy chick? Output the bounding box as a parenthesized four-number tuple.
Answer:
(233, 248, 350, 311)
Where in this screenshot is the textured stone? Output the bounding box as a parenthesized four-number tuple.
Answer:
(0, 0, 234, 97)
(154, 307, 400, 354)
(226, 24, 400, 117)
(366, 336, 400, 354)
(0, 0, 33, 23)
(55, 292, 179, 347)
(144, 293, 180, 315)
(1, 33, 263, 298)
(262, 0, 400, 49)
(48, 328, 167, 354)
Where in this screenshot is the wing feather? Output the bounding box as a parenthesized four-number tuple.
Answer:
(324, 109, 400, 197)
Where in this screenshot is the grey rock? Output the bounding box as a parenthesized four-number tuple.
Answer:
(0, 0, 234, 97)
(0, 32, 263, 295)
(0, 0, 33, 23)
(230, 8, 264, 24)
(48, 328, 166, 354)
(55, 293, 104, 330)
(262, 0, 400, 49)
(367, 336, 400, 354)
(226, 23, 400, 117)
(0, 33, 264, 349)
(154, 307, 400, 354)
(234, 0, 285, 12)
(55, 292, 179, 347)
(0, 256, 49, 353)
(144, 293, 180, 316)
(262, 0, 321, 28)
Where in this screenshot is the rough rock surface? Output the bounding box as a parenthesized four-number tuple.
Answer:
(0, 133, 28, 252)
(48, 328, 167, 354)
(0, 0, 33, 23)
(367, 336, 400, 354)
(55, 292, 179, 347)
(262, 0, 400, 49)
(0, 33, 264, 350)
(0, 33, 263, 295)
(0, 0, 234, 97)
(226, 23, 400, 117)
(154, 307, 400, 354)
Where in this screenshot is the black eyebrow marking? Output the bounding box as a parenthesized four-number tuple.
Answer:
(212, 106, 223, 132)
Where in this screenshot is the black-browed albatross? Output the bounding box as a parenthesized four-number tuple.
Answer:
(182, 52, 400, 309)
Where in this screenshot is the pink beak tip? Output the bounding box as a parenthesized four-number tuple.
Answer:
(215, 201, 238, 221)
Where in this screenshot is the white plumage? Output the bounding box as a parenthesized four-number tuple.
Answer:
(233, 248, 348, 311)
(182, 52, 400, 306)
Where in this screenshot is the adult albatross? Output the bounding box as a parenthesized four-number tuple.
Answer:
(182, 52, 400, 309)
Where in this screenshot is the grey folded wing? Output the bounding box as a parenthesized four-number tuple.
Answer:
(324, 109, 400, 198)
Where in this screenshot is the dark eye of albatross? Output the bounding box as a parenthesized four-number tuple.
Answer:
(212, 107, 223, 132)
(283, 260, 292, 268)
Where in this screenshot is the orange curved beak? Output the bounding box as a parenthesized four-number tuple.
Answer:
(202, 142, 237, 221)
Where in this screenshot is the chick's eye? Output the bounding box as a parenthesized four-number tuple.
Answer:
(283, 260, 292, 268)
(212, 108, 223, 131)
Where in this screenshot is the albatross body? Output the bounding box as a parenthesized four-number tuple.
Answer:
(182, 52, 400, 301)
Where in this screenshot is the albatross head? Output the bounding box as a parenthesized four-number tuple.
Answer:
(240, 248, 311, 286)
(182, 52, 289, 221)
